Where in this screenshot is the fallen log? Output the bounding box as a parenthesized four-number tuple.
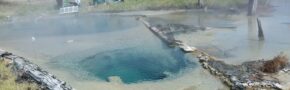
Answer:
(0, 49, 73, 90)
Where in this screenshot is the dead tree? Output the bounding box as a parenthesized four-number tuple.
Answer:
(248, 0, 258, 16)
(197, 0, 204, 8)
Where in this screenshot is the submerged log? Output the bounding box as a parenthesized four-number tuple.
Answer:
(257, 18, 265, 41)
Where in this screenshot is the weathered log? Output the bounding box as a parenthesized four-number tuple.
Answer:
(0, 49, 73, 90)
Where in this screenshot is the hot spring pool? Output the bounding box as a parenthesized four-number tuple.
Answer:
(0, 14, 192, 84)
(1, 1, 289, 89)
(79, 47, 187, 83)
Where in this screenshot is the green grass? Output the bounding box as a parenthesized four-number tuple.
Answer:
(0, 0, 249, 20)
(105, 0, 198, 10)
(83, 0, 248, 11)
(0, 59, 39, 90)
(206, 0, 247, 8)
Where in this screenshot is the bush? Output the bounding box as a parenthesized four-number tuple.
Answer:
(261, 53, 289, 73)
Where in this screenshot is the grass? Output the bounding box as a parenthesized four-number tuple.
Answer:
(0, 59, 39, 90)
(83, 0, 248, 12)
(0, 0, 55, 21)
(0, 0, 251, 21)
(98, 0, 198, 10)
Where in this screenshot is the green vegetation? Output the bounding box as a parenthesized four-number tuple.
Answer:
(206, 0, 247, 8)
(93, 0, 198, 11)
(0, 0, 249, 21)
(84, 0, 248, 11)
(0, 59, 39, 90)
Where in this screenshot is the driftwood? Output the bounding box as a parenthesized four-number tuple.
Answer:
(137, 17, 196, 52)
(0, 49, 73, 90)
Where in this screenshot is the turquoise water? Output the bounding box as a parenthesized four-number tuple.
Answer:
(79, 47, 188, 83)
(0, 0, 289, 89)
(0, 14, 192, 84)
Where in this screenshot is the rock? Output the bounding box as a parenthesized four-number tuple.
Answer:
(248, 82, 254, 87)
(242, 83, 248, 87)
(230, 76, 238, 82)
(261, 82, 267, 87)
(108, 76, 123, 84)
(202, 62, 209, 69)
(0, 49, 6, 56)
(282, 68, 290, 73)
(253, 82, 259, 86)
(273, 83, 283, 89)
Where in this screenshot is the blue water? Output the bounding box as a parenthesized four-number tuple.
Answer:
(0, 15, 138, 39)
(1, 14, 195, 84)
(79, 47, 188, 83)
(0, 14, 193, 84)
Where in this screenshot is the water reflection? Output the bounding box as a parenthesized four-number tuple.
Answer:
(247, 16, 264, 58)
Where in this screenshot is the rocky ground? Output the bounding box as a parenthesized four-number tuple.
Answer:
(139, 18, 290, 90)
(198, 52, 290, 90)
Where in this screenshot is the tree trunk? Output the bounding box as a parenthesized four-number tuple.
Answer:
(197, 0, 204, 8)
(248, 0, 258, 16)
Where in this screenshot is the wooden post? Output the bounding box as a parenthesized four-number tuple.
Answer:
(257, 18, 265, 41)
(248, 0, 258, 16)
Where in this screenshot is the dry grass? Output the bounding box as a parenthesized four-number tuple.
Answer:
(0, 59, 39, 90)
(261, 53, 289, 73)
(0, 0, 55, 21)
